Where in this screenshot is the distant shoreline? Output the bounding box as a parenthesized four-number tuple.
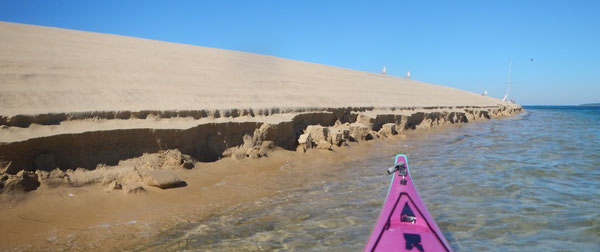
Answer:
(523, 105, 600, 108)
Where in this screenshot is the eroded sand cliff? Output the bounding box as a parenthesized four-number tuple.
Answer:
(0, 21, 522, 194)
(0, 106, 522, 194)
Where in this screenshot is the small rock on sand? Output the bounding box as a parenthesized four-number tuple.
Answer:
(143, 170, 185, 189)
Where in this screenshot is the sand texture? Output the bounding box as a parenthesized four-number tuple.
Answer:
(1, 21, 510, 117)
(0, 21, 522, 188)
(0, 21, 526, 249)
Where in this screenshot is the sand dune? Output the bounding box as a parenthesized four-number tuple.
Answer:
(0, 21, 507, 117)
(0, 20, 522, 192)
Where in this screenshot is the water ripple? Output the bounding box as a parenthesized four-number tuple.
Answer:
(145, 107, 600, 251)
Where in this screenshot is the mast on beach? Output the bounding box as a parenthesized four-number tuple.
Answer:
(503, 60, 512, 102)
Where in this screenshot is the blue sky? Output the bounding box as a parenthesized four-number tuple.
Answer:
(1, 1, 599, 105)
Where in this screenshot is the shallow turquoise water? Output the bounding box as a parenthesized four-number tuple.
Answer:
(146, 106, 600, 251)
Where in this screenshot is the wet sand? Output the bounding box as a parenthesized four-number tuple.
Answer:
(0, 139, 384, 250)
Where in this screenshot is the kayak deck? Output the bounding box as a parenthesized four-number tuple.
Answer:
(364, 154, 452, 252)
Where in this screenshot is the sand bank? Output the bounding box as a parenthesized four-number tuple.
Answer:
(1, 21, 520, 182)
(0, 21, 523, 249)
(0, 108, 522, 250)
(1, 21, 510, 116)
(0, 106, 521, 191)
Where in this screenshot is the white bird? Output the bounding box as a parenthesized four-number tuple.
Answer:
(405, 71, 411, 79)
(381, 66, 387, 75)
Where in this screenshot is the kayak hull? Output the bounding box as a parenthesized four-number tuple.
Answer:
(364, 154, 452, 252)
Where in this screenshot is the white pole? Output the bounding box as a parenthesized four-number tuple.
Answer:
(506, 60, 512, 101)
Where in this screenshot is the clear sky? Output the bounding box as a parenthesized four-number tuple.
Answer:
(1, 0, 599, 105)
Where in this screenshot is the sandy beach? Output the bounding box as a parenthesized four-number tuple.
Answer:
(0, 21, 522, 250)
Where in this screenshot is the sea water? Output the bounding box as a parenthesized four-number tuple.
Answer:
(146, 106, 600, 251)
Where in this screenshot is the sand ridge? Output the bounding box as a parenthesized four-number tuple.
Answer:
(0, 21, 522, 195)
(1, 21, 510, 117)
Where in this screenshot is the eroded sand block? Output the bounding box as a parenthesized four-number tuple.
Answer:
(143, 170, 185, 189)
